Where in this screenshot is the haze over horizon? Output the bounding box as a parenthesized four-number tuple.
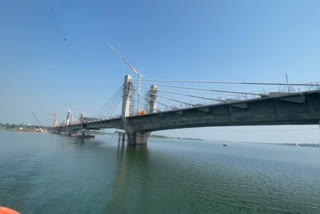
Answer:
(1, 0, 320, 143)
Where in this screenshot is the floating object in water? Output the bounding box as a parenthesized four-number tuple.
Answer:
(223, 144, 227, 146)
(0, 205, 20, 214)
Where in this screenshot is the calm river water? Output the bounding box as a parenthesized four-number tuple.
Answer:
(0, 130, 320, 214)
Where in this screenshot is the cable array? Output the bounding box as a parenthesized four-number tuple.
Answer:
(138, 79, 320, 87)
(128, 78, 320, 114)
(92, 85, 124, 119)
(90, 78, 320, 119)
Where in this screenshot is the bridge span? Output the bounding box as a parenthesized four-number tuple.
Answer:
(54, 75, 320, 145)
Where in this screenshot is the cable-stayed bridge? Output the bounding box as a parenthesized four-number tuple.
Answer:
(54, 75, 320, 145)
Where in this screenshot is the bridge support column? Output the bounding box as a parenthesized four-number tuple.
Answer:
(127, 131, 150, 145)
(149, 85, 158, 113)
(121, 75, 157, 145)
(122, 75, 133, 120)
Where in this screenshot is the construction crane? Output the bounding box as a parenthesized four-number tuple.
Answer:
(108, 42, 143, 114)
(32, 112, 42, 127)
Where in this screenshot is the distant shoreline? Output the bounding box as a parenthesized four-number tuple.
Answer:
(0, 123, 49, 133)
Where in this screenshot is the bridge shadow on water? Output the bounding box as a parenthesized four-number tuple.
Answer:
(61, 135, 153, 213)
(107, 142, 150, 210)
(56, 135, 154, 213)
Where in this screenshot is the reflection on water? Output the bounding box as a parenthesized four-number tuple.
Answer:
(0, 131, 320, 214)
(107, 143, 150, 213)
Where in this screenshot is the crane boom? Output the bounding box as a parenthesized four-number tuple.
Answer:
(32, 112, 42, 126)
(108, 42, 142, 113)
(107, 43, 139, 75)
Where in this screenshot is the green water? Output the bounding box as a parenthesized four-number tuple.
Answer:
(0, 130, 320, 213)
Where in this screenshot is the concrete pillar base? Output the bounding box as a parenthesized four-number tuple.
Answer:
(126, 131, 150, 145)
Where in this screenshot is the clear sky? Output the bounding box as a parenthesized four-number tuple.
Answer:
(1, 0, 320, 143)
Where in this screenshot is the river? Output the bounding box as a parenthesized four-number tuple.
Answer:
(0, 130, 320, 213)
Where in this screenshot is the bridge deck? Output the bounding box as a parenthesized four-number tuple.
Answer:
(55, 90, 320, 132)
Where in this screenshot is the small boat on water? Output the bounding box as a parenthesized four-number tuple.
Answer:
(0, 206, 20, 214)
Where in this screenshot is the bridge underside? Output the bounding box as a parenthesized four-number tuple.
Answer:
(55, 91, 320, 144)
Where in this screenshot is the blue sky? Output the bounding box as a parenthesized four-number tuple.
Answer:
(1, 0, 320, 142)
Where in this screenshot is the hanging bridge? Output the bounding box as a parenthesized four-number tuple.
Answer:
(53, 74, 320, 145)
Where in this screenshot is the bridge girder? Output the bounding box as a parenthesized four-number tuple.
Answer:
(54, 90, 320, 144)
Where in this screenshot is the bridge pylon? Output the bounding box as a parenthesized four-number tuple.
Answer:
(149, 85, 158, 113)
(121, 75, 158, 145)
(121, 75, 133, 120)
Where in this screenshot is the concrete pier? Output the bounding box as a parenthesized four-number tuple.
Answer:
(127, 131, 150, 145)
(121, 75, 158, 145)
